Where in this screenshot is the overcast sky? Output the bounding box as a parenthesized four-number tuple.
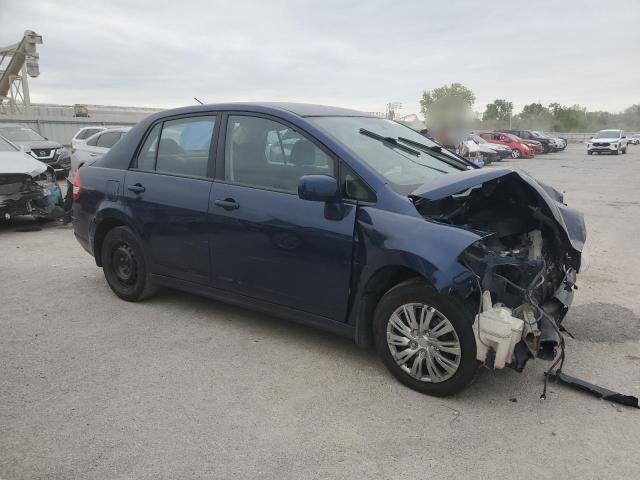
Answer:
(3, 0, 639, 116)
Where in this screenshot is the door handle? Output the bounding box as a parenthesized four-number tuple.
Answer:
(89, 153, 98, 157)
(127, 183, 146, 194)
(214, 198, 239, 210)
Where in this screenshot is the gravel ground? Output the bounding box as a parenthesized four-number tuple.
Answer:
(1, 144, 639, 479)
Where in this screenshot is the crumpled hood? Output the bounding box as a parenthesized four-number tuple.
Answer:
(0, 151, 47, 177)
(409, 167, 586, 253)
(483, 143, 509, 151)
(477, 144, 499, 154)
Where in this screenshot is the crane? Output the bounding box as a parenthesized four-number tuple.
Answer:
(0, 30, 43, 114)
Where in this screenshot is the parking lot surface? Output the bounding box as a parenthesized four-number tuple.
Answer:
(1, 144, 639, 479)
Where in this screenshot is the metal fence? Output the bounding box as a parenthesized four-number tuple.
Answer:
(546, 132, 639, 143)
(0, 104, 162, 145)
(0, 116, 139, 146)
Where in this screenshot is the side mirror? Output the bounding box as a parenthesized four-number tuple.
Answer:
(589, 136, 593, 139)
(298, 175, 340, 202)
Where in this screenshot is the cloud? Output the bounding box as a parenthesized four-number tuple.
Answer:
(3, 0, 639, 114)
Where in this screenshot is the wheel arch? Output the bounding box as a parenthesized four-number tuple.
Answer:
(91, 210, 140, 267)
(351, 262, 479, 348)
(351, 265, 423, 347)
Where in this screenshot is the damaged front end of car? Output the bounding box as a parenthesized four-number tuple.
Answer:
(411, 168, 586, 373)
(0, 167, 65, 220)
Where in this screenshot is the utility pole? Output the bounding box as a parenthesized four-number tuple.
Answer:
(386, 102, 402, 120)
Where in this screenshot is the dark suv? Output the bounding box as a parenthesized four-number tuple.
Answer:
(73, 103, 586, 396)
(0, 123, 71, 177)
(501, 129, 555, 153)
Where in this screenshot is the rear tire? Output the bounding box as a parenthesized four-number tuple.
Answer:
(511, 149, 521, 159)
(101, 226, 158, 301)
(373, 279, 478, 397)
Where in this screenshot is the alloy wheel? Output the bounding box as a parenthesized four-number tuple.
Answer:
(512, 149, 520, 159)
(386, 303, 462, 383)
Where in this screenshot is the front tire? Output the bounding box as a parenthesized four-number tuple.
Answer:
(511, 149, 521, 159)
(101, 226, 158, 301)
(373, 279, 478, 397)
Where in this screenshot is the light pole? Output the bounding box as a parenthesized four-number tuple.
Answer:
(386, 102, 402, 120)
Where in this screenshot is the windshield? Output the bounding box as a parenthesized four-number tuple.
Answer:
(594, 130, 620, 139)
(0, 127, 46, 142)
(308, 117, 465, 193)
(506, 133, 522, 141)
(531, 131, 547, 138)
(0, 136, 19, 152)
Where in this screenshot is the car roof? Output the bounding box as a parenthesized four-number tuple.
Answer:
(78, 126, 107, 131)
(153, 102, 372, 118)
(96, 126, 132, 134)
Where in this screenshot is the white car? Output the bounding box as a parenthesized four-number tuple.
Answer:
(69, 127, 131, 180)
(587, 129, 628, 155)
(70, 126, 108, 149)
(0, 135, 64, 220)
(627, 134, 640, 145)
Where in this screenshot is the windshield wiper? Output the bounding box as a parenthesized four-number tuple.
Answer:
(397, 137, 470, 169)
(358, 129, 449, 173)
(359, 128, 420, 156)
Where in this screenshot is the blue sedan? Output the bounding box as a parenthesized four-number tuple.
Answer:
(73, 103, 586, 396)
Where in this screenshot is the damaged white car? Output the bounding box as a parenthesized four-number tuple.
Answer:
(0, 135, 64, 221)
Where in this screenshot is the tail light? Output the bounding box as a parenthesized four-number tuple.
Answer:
(72, 170, 82, 201)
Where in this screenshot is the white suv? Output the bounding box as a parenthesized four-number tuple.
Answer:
(587, 129, 628, 155)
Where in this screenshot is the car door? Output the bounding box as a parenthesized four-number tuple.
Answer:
(123, 115, 217, 284)
(208, 113, 357, 321)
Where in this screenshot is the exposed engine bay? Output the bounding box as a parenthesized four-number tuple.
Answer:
(0, 167, 64, 220)
(413, 171, 583, 373)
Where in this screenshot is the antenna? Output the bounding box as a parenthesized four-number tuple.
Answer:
(193, 97, 204, 105)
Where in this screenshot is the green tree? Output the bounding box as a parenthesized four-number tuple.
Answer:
(514, 103, 552, 130)
(482, 99, 514, 128)
(549, 103, 590, 132)
(420, 83, 475, 130)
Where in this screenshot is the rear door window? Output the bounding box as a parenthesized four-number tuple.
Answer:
(77, 128, 102, 140)
(155, 116, 215, 177)
(136, 123, 162, 170)
(96, 131, 122, 149)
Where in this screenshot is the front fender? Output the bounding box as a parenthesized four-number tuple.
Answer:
(348, 206, 484, 345)
(354, 206, 483, 292)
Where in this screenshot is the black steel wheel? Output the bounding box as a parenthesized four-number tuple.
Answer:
(101, 226, 158, 301)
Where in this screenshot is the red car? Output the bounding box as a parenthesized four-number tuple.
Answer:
(475, 131, 534, 159)
(519, 138, 544, 154)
